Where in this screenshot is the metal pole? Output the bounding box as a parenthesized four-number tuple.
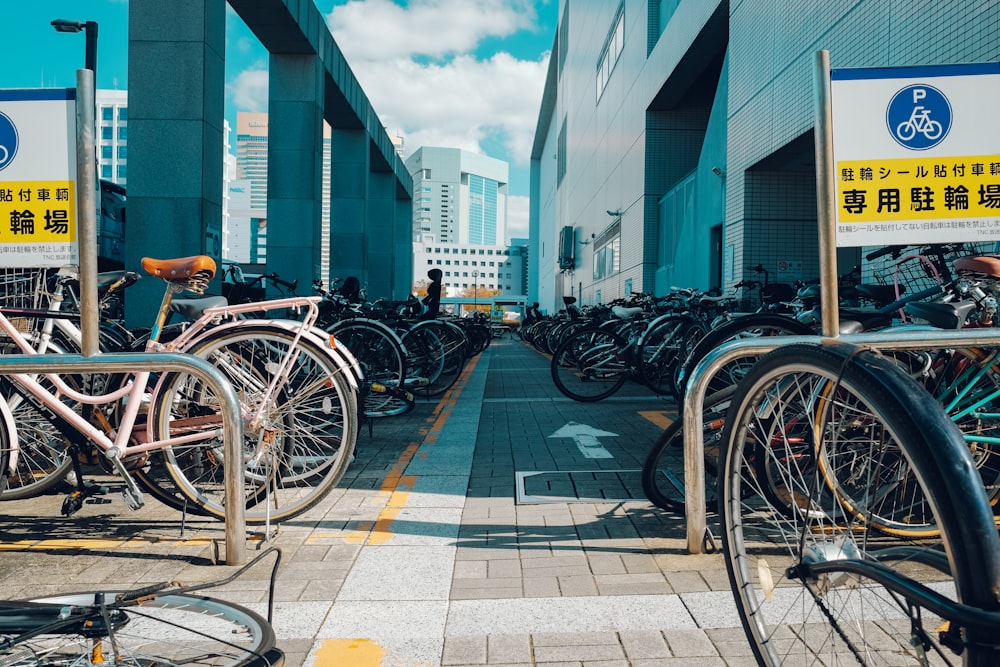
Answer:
(0, 352, 247, 565)
(813, 50, 840, 338)
(84, 21, 98, 85)
(75, 69, 99, 357)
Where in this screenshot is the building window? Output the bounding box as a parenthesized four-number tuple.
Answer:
(118, 126, 127, 140)
(101, 107, 113, 121)
(593, 221, 621, 281)
(117, 145, 127, 159)
(118, 107, 128, 121)
(117, 164, 127, 180)
(101, 145, 112, 159)
(101, 127, 113, 141)
(596, 2, 625, 102)
(101, 165, 112, 178)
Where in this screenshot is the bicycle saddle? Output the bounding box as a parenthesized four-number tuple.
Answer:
(955, 255, 1000, 279)
(611, 305, 644, 320)
(141, 256, 217, 282)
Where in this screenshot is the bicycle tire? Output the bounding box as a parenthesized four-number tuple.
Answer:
(676, 312, 815, 400)
(403, 320, 467, 397)
(641, 386, 735, 513)
(9, 590, 277, 666)
(719, 341, 1000, 666)
(550, 327, 629, 401)
(328, 319, 408, 417)
(638, 314, 706, 396)
(151, 324, 358, 524)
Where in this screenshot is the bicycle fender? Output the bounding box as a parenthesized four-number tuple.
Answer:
(0, 394, 17, 476)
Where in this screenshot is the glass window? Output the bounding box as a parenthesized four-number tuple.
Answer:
(117, 145, 127, 160)
(101, 107, 113, 121)
(118, 126, 127, 140)
(101, 127, 113, 141)
(117, 164, 127, 179)
(101, 164, 112, 178)
(101, 145, 112, 159)
(118, 107, 128, 121)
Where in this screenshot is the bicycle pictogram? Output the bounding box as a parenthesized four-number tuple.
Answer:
(886, 83, 951, 150)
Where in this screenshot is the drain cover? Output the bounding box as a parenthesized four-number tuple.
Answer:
(515, 469, 644, 504)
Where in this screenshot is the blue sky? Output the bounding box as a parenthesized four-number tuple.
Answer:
(4, 0, 558, 240)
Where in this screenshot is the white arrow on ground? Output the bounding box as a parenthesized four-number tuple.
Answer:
(548, 422, 618, 459)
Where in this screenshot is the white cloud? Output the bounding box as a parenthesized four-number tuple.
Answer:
(507, 194, 530, 241)
(328, 0, 538, 61)
(228, 64, 269, 112)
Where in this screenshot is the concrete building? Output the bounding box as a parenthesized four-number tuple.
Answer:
(96, 90, 128, 186)
(530, 1, 1000, 313)
(413, 241, 525, 298)
(405, 147, 509, 246)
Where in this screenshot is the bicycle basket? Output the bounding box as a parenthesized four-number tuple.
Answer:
(0, 268, 48, 337)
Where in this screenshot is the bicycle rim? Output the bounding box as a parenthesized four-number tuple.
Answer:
(551, 328, 628, 401)
(641, 386, 734, 513)
(330, 320, 407, 416)
(153, 325, 357, 523)
(719, 343, 999, 666)
(14, 591, 276, 666)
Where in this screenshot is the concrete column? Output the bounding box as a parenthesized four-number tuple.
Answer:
(365, 170, 395, 299)
(126, 0, 226, 327)
(393, 196, 414, 299)
(328, 127, 368, 291)
(266, 54, 324, 296)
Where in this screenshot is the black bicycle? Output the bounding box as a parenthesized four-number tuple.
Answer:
(0, 549, 285, 666)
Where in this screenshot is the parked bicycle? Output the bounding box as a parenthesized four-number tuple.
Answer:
(0, 256, 359, 524)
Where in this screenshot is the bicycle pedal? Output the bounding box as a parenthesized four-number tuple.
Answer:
(121, 488, 145, 511)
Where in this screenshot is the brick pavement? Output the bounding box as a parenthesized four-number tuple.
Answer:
(0, 335, 753, 666)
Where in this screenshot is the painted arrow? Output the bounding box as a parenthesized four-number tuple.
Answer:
(548, 422, 618, 459)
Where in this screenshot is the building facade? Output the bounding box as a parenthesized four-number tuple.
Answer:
(405, 147, 509, 246)
(530, 0, 1000, 313)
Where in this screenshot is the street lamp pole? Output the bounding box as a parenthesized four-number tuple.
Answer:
(472, 270, 480, 315)
(51, 19, 99, 85)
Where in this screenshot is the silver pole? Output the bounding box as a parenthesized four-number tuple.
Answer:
(813, 50, 840, 338)
(0, 352, 247, 565)
(75, 69, 99, 357)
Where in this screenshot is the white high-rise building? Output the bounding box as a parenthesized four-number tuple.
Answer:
(96, 90, 128, 186)
(404, 147, 508, 246)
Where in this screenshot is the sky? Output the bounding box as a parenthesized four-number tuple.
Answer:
(3, 0, 559, 242)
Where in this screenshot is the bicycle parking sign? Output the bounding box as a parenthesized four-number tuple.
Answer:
(830, 62, 1000, 247)
(0, 89, 78, 267)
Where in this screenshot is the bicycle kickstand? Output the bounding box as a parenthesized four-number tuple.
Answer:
(61, 443, 111, 517)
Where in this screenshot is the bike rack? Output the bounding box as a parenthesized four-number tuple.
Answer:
(681, 51, 1000, 553)
(0, 71, 247, 566)
(0, 352, 247, 566)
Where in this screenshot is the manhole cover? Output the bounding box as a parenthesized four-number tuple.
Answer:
(515, 470, 644, 504)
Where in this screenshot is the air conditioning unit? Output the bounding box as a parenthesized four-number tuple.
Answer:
(558, 226, 575, 270)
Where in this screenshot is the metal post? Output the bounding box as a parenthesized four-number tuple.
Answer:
(0, 352, 247, 565)
(75, 69, 99, 357)
(814, 50, 840, 338)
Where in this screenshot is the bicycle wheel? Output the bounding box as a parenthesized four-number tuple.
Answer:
(676, 313, 815, 400)
(638, 314, 706, 396)
(551, 327, 629, 401)
(403, 320, 467, 397)
(151, 324, 358, 523)
(719, 342, 1000, 666)
(11, 590, 277, 666)
(641, 386, 735, 513)
(329, 319, 407, 416)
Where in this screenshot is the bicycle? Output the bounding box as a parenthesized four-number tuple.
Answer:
(717, 341, 1000, 665)
(0, 256, 359, 524)
(0, 547, 285, 666)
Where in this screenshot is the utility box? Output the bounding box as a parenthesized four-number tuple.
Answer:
(558, 225, 575, 270)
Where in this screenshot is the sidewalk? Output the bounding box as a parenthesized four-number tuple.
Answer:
(0, 337, 751, 666)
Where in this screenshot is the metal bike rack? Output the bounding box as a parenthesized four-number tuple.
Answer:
(681, 51, 1000, 553)
(0, 352, 248, 566)
(0, 71, 247, 565)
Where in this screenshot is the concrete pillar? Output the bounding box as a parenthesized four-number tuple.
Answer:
(366, 170, 395, 299)
(126, 0, 226, 327)
(328, 127, 368, 292)
(266, 54, 324, 297)
(393, 196, 414, 299)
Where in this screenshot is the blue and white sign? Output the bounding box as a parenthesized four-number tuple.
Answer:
(886, 84, 951, 150)
(0, 111, 17, 171)
(830, 62, 1000, 246)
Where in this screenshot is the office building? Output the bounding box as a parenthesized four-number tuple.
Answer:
(530, 1, 999, 313)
